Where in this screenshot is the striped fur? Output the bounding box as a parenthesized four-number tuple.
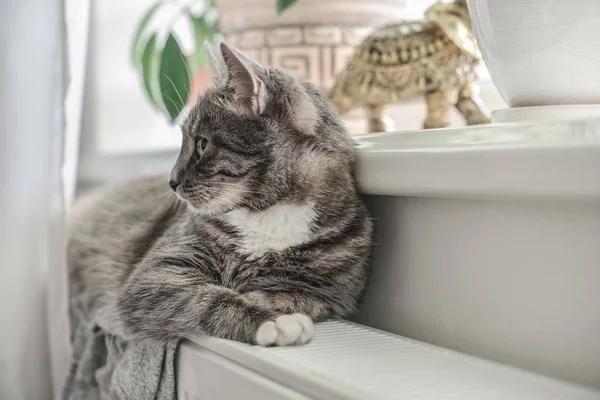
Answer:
(68, 43, 373, 346)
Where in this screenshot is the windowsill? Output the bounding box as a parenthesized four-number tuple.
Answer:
(78, 117, 600, 201)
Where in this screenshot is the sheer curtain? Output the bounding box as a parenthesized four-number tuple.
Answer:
(0, 0, 85, 398)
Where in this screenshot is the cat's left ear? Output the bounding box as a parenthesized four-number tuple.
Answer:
(219, 42, 267, 117)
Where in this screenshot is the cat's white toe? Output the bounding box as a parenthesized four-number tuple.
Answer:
(255, 320, 278, 346)
(293, 313, 314, 343)
(255, 313, 314, 346)
(274, 314, 304, 346)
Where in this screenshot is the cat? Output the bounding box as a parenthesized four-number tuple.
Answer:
(67, 42, 373, 347)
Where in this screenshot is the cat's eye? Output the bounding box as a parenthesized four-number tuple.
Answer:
(198, 137, 208, 152)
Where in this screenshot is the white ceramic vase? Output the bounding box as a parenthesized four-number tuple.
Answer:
(467, 0, 600, 122)
(216, 0, 414, 133)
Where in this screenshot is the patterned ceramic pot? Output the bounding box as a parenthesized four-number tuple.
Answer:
(467, 0, 600, 108)
(216, 0, 413, 133)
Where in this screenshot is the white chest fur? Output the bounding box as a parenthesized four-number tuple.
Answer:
(225, 202, 316, 257)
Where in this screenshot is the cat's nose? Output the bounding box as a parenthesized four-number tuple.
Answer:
(169, 179, 180, 192)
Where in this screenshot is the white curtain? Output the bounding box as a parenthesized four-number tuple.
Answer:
(0, 0, 86, 398)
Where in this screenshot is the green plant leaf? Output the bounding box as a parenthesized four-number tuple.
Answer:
(189, 13, 221, 72)
(140, 34, 163, 109)
(131, 1, 163, 69)
(190, 15, 207, 72)
(159, 34, 191, 122)
(276, 0, 297, 14)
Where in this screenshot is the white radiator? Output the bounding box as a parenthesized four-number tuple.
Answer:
(177, 320, 600, 400)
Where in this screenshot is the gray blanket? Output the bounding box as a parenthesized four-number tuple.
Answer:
(62, 296, 179, 400)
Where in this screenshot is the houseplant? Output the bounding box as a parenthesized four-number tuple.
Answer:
(130, 0, 298, 123)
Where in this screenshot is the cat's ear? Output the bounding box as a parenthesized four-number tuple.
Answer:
(204, 40, 227, 85)
(287, 87, 318, 135)
(219, 42, 267, 116)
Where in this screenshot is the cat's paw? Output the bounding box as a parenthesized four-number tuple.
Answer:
(255, 313, 314, 346)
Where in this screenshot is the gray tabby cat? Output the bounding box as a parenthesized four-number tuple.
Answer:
(68, 42, 373, 347)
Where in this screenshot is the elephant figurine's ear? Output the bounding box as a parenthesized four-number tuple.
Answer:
(424, 2, 480, 59)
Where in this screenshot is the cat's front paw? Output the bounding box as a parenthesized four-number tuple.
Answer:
(255, 313, 314, 346)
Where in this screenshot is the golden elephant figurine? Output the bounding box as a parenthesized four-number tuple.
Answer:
(329, 0, 491, 133)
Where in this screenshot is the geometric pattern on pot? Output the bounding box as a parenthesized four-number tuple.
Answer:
(226, 24, 374, 89)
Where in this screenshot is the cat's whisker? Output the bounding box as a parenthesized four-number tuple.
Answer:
(215, 180, 268, 191)
(215, 185, 263, 195)
(162, 74, 185, 109)
(209, 188, 260, 211)
(163, 93, 184, 112)
(244, 179, 281, 190)
(153, 190, 175, 202)
(179, 51, 192, 90)
(211, 188, 252, 205)
(68, 43, 372, 363)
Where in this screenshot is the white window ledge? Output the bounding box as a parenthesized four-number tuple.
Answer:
(79, 118, 600, 202)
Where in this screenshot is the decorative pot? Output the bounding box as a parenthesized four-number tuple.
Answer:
(467, 0, 600, 113)
(216, 0, 412, 133)
(186, 58, 211, 106)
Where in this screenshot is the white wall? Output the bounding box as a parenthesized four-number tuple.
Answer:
(357, 195, 600, 388)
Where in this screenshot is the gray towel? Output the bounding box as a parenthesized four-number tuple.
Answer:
(62, 296, 179, 400)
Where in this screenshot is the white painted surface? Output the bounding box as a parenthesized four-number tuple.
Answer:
(356, 196, 600, 388)
(355, 118, 600, 200)
(177, 342, 313, 400)
(178, 320, 600, 399)
(492, 105, 600, 123)
(352, 121, 600, 388)
(468, 0, 600, 107)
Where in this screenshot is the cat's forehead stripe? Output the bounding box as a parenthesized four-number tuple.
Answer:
(182, 105, 201, 137)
